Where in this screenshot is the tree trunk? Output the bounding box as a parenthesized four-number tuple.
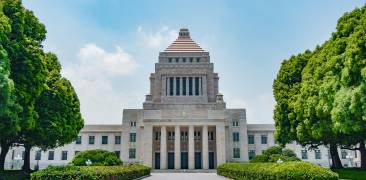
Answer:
(0, 144, 10, 171)
(329, 143, 343, 169)
(22, 144, 31, 173)
(359, 141, 366, 169)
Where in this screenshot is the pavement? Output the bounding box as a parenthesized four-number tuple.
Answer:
(143, 173, 230, 180)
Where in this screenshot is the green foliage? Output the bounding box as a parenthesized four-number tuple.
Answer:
(333, 168, 366, 180)
(217, 162, 339, 180)
(250, 146, 300, 163)
(30, 164, 150, 180)
(71, 149, 122, 166)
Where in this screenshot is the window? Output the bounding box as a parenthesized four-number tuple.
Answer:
(232, 121, 239, 127)
(274, 139, 278, 144)
(75, 136, 82, 144)
(35, 150, 41, 160)
(102, 136, 108, 144)
(341, 150, 347, 159)
(130, 133, 136, 142)
(189, 77, 193, 95)
(176, 77, 180, 95)
(169, 77, 174, 96)
(181, 131, 188, 141)
(89, 136, 95, 144)
(182, 57, 186, 62)
(233, 148, 240, 158)
(168, 131, 175, 140)
(194, 131, 201, 140)
(248, 135, 254, 144)
(355, 151, 358, 158)
(11, 150, 14, 160)
(48, 151, 54, 160)
(168, 58, 172, 63)
(61, 151, 68, 160)
(175, 58, 179, 63)
(197, 58, 200, 62)
(22, 151, 24, 160)
(315, 149, 321, 159)
(155, 131, 161, 141)
(130, 121, 136, 127)
(261, 135, 268, 144)
(75, 151, 80, 156)
(301, 150, 308, 159)
(195, 77, 199, 95)
(248, 150, 256, 160)
(115, 151, 120, 158)
(129, 148, 136, 159)
(208, 131, 214, 140)
(189, 58, 193, 62)
(182, 77, 186, 96)
(115, 136, 121, 144)
(233, 132, 240, 142)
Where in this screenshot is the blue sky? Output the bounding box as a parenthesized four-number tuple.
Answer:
(24, 0, 366, 124)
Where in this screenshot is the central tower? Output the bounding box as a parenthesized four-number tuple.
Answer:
(143, 28, 225, 110)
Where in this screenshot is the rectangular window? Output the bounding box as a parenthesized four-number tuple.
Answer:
(115, 151, 120, 158)
(189, 77, 193, 95)
(195, 77, 199, 95)
(102, 136, 108, 144)
(232, 121, 239, 127)
(248, 150, 256, 160)
(176, 77, 180, 96)
(315, 149, 321, 159)
(75, 136, 82, 144)
(233, 132, 240, 142)
(248, 135, 254, 144)
(48, 151, 54, 160)
(194, 131, 201, 140)
(11, 150, 14, 160)
(301, 150, 308, 159)
(181, 131, 188, 141)
(129, 148, 136, 159)
(261, 135, 268, 144)
(155, 131, 161, 141)
(169, 77, 174, 96)
(168, 131, 175, 140)
(130, 133, 136, 142)
(208, 131, 214, 140)
(130, 121, 136, 127)
(182, 77, 186, 96)
(35, 150, 41, 160)
(89, 136, 95, 144)
(355, 151, 358, 158)
(115, 136, 121, 144)
(61, 151, 68, 160)
(341, 150, 347, 159)
(233, 148, 240, 158)
(22, 151, 24, 160)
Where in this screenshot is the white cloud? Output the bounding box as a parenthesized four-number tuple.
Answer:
(62, 44, 140, 124)
(137, 26, 178, 50)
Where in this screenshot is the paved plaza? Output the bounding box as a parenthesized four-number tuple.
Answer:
(144, 173, 230, 180)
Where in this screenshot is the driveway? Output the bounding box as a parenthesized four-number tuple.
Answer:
(144, 173, 229, 180)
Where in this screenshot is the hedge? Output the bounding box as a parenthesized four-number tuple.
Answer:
(217, 162, 338, 180)
(72, 149, 122, 166)
(30, 164, 150, 180)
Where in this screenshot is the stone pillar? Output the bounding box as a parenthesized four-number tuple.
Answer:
(173, 77, 176, 96)
(167, 77, 170, 96)
(216, 124, 226, 166)
(180, 77, 183, 96)
(188, 125, 194, 169)
(186, 77, 189, 96)
(174, 125, 181, 169)
(142, 123, 153, 167)
(160, 126, 167, 169)
(192, 77, 196, 96)
(202, 125, 209, 169)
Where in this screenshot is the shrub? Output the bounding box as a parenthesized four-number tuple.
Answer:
(30, 164, 150, 180)
(250, 146, 300, 163)
(71, 149, 122, 166)
(217, 162, 339, 180)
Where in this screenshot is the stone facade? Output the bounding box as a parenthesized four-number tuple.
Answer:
(0, 28, 361, 170)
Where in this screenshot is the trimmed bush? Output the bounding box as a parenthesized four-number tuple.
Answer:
(249, 146, 300, 163)
(72, 149, 122, 166)
(217, 162, 338, 180)
(30, 164, 150, 180)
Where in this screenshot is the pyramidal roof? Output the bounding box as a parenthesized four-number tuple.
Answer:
(164, 28, 205, 52)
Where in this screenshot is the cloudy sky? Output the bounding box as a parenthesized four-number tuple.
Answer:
(24, 0, 366, 125)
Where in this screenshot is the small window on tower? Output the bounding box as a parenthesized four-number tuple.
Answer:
(196, 58, 200, 62)
(183, 58, 186, 62)
(175, 58, 179, 63)
(190, 58, 193, 62)
(168, 58, 172, 63)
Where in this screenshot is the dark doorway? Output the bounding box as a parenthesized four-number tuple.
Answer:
(155, 152, 160, 169)
(181, 152, 188, 169)
(209, 152, 215, 169)
(194, 152, 202, 169)
(168, 152, 174, 169)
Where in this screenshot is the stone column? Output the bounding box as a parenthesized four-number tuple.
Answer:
(202, 125, 209, 169)
(192, 77, 196, 96)
(173, 77, 176, 96)
(167, 77, 170, 96)
(188, 125, 194, 169)
(174, 125, 181, 169)
(160, 126, 167, 169)
(186, 77, 189, 96)
(216, 124, 226, 166)
(142, 123, 153, 167)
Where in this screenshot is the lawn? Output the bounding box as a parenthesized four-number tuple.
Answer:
(333, 168, 366, 180)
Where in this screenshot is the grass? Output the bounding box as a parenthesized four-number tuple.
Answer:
(333, 168, 366, 180)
